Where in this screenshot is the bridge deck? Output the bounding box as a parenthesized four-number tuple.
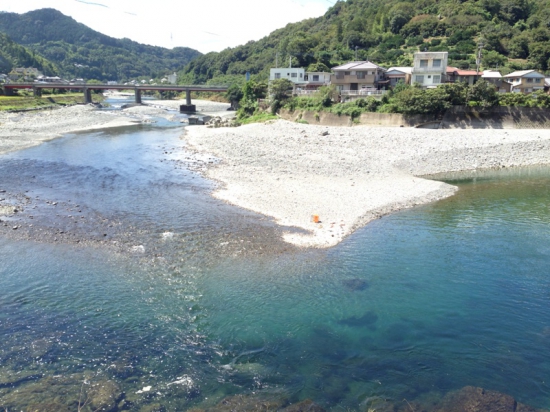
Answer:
(4, 83, 228, 92)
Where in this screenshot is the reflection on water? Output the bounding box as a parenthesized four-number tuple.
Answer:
(0, 118, 550, 411)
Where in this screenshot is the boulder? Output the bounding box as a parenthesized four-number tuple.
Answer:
(282, 399, 326, 411)
(435, 386, 517, 412)
(88, 379, 123, 412)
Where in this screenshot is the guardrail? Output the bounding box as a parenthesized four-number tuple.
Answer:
(341, 90, 387, 96)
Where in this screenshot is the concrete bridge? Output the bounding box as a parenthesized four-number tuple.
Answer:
(2, 83, 228, 112)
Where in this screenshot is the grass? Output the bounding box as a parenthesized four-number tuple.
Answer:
(238, 112, 278, 124)
(0, 93, 103, 111)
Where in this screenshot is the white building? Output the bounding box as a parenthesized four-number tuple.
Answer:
(167, 73, 177, 84)
(411, 51, 448, 87)
(269, 68, 306, 84)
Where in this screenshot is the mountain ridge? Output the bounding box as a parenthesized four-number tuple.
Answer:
(179, 0, 550, 85)
(0, 8, 202, 81)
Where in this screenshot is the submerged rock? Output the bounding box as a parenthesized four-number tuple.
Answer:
(87, 379, 123, 412)
(200, 394, 284, 411)
(26, 402, 71, 412)
(338, 310, 378, 327)
(434, 386, 545, 412)
(282, 399, 326, 411)
(342, 278, 369, 291)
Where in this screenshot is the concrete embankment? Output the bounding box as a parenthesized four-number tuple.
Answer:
(440, 106, 550, 129)
(279, 108, 438, 127)
(280, 106, 550, 129)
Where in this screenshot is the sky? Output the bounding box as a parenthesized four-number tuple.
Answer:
(0, 0, 333, 53)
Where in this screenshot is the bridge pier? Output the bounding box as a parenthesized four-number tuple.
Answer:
(135, 89, 142, 104)
(179, 89, 196, 113)
(84, 88, 93, 104)
(33, 87, 42, 97)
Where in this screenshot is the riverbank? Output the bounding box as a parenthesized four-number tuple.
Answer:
(185, 121, 550, 248)
(0, 98, 233, 156)
(0, 104, 139, 155)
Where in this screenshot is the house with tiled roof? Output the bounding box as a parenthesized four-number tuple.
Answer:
(330, 61, 387, 98)
(446, 67, 478, 85)
(504, 70, 546, 94)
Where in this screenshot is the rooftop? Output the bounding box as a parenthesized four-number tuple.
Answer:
(504, 70, 544, 78)
(482, 70, 503, 79)
(386, 67, 413, 74)
(332, 61, 386, 71)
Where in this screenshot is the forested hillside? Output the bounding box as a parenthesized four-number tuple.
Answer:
(0, 32, 57, 75)
(0, 8, 201, 81)
(180, 0, 550, 85)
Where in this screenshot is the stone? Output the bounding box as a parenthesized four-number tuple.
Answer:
(26, 402, 71, 412)
(434, 386, 517, 412)
(205, 394, 283, 411)
(342, 278, 369, 291)
(282, 399, 326, 411)
(88, 379, 123, 412)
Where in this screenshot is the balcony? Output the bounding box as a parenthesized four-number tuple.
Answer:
(331, 74, 379, 85)
(412, 66, 444, 73)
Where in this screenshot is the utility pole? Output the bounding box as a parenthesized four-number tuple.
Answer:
(476, 41, 484, 81)
(289, 55, 292, 68)
(276, 52, 278, 68)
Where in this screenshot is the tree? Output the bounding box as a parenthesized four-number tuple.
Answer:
(307, 62, 330, 73)
(528, 42, 550, 70)
(269, 78, 294, 114)
(468, 80, 499, 108)
(225, 83, 243, 107)
(269, 78, 293, 101)
(482, 50, 507, 68)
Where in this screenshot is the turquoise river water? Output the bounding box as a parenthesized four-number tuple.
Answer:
(0, 110, 549, 411)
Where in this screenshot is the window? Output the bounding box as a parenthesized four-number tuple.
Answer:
(291, 73, 297, 78)
(336, 72, 344, 79)
(274, 73, 281, 79)
(312, 75, 319, 81)
(416, 75, 424, 83)
(433, 59, 441, 68)
(300, 73, 303, 78)
(527, 78, 533, 83)
(344, 71, 350, 75)
(535, 78, 541, 83)
(433, 75, 441, 84)
(357, 71, 365, 79)
(420, 60, 428, 68)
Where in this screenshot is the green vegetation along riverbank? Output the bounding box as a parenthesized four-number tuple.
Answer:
(0, 93, 105, 112)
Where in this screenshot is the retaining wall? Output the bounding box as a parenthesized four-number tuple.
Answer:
(440, 106, 550, 129)
(279, 106, 550, 129)
(279, 109, 438, 127)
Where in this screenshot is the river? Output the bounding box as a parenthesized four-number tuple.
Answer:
(0, 104, 549, 411)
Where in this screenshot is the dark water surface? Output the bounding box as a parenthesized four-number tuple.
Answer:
(1, 118, 549, 411)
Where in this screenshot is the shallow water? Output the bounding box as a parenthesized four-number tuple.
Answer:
(0, 117, 549, 411)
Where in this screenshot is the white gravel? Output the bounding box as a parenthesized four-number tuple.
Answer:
(185, 120, 550, 248)
(0, 105, 138, 155)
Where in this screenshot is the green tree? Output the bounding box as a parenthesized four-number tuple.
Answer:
(225, 83, 243, 107)
(269, 78, 294, 114)
(529, 42, 550, 70)
(482, 50, 507, 68)
(468, 80, 499, 108)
